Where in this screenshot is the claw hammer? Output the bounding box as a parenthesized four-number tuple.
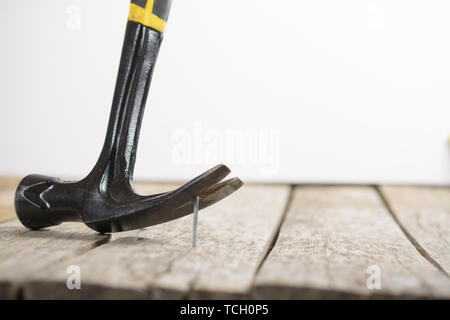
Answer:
(15, 0, 243, 233)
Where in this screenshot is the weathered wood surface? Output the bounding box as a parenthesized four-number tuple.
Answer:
(0, 220, 110, 299)
(254, 186, 450, 299)
(1, 175, 449, 300)
(0, 177, 20, 223)
(379, 186, 450, 275)
(20, 184, 290, 299)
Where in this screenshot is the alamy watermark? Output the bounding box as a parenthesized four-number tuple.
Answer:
(171, 122, 280, 176)
(66, 5, 81, 30)
(66, 265, 81, 290)
(366, 264, 381, 290)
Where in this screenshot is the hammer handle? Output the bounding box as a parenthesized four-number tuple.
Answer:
(129, 0, 172, 33)
(89, 1, 172, 192)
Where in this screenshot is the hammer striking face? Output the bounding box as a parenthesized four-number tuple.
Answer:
(14, 0, 242, 234)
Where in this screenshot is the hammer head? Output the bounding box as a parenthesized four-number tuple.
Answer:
(15, 165, 242, 234)
(15, 174, 81, 230)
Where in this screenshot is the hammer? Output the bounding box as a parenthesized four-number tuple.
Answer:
(15, 0, 242, 233)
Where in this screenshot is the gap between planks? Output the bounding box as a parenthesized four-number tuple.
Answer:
(256, 185, 295, 273)
(253, 186, 450, 299)
(378, 186, 450, 278)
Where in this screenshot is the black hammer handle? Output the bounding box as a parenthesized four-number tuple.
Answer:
(15, 0, 173, 229)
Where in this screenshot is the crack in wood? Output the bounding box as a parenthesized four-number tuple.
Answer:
(256, 185, 295, 274)
(376, 186, 450, 278)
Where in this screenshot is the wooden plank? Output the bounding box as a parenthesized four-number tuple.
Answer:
(22, 184, 290, 299)
(0, 177, 20, 223)
(253, 186, 450, 299)
(0, 220, 110, 299)
(379, 186, 450, 275)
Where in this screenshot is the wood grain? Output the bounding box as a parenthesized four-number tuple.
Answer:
(2, 176, 448, 300)
(253, 186, 450, 299)
(379, 186, 450, 275)
(22, 184, 290, 299)
(0, 220, 110, 299)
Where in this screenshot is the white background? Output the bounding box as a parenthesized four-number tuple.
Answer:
(0, 0, 449, 185)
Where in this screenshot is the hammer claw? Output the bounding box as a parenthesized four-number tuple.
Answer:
(83, 166, 242, 233)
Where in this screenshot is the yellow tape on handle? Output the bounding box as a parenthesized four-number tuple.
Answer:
(129, 0, 172, 33)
